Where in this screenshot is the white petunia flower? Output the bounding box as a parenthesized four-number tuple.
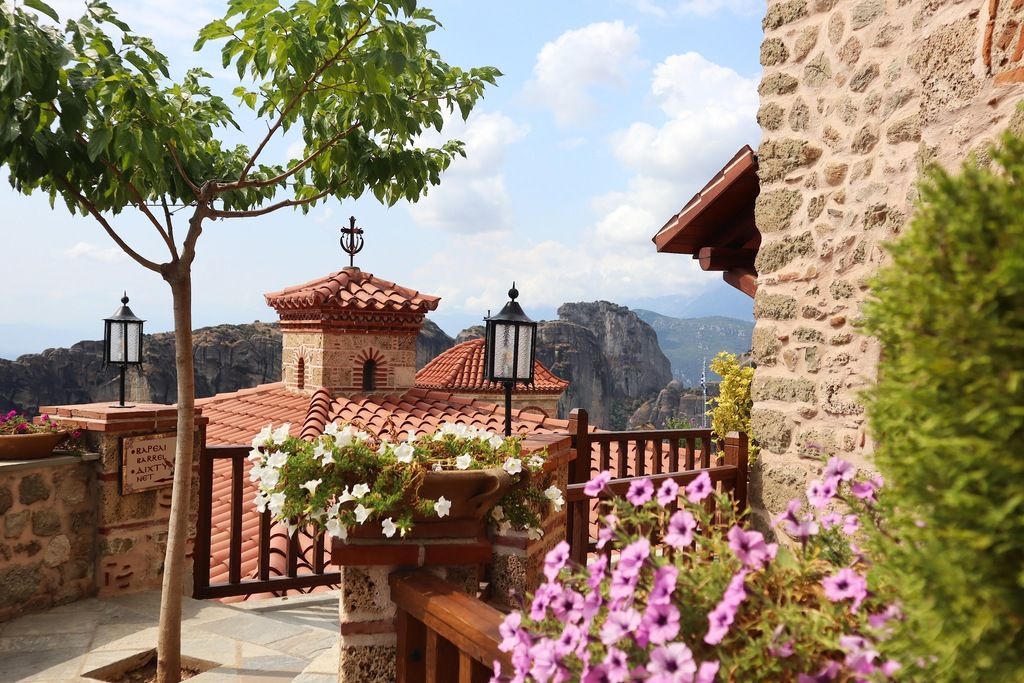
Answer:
(301, 479, 322, 496)
(326, 518, 348, 540)
(253, 492, 268, 513)
(455, 454, 472, 470)
(529, 455, 545, 469)
(527, 527, 544, 541)
(260, 468, 280, 489)
(266, 451, 287, 469)
(354, 504, 371, 524)
(544, 485, 565, 512)
(488, 435, 504, 449)
(432, 463, 443, 471)
(503, 457, 522, 476)
(381, 517, 397, 538)
(272, 423, 291, 444)
(252, 425, 273, 448)
(338, 486, 355, 504)
(336, 425, 356, 448)
(406, 430, 417, 442)
(268, 492, 287, 516)
(313, 443, 332, 465)
(434, 496, 452, 518)
(249, 465, 264, 483)
(351, 483, 371, 499)
(394, 442, 415, 464)
(491, 505, 505, 521)
(377, 441, 391, 455)
(284, 520, 298, 537)
(498, 520, 512, 534)
(327, 501, 341, 517)
(324, 421, 341, 438)
(247, 447, 263, 463)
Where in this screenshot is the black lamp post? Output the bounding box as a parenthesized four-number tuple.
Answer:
(103, 292, 145, 408)
(484, 283, 537, 436)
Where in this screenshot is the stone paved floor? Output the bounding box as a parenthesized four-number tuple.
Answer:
(0, 591, 339, 682)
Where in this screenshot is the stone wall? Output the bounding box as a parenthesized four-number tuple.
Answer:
(751, 0, 1024, 529)
(0, 454, 97, 622)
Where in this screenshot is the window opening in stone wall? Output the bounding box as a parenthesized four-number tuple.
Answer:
(296, 357, 305, 390)
(362, 359, 376, 391)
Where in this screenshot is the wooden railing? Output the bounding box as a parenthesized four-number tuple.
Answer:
(564, 409, 748, 564)
(193, 444, 340, 600)
(391, 570, 511, 683)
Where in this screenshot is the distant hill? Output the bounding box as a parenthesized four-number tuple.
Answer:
(633, 311, 754, 387)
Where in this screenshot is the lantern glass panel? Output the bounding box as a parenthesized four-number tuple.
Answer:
(492, 322, 517, 380)
(109, 323, 125, 363)
(516, 329, 534, 382)
(126, 322, 142, 363)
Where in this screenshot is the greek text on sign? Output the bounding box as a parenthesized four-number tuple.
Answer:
(122, 432, 176, 494)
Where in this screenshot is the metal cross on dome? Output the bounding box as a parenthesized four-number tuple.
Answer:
(340, 215, 364, 268)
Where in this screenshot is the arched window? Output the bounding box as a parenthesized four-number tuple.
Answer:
(362, 359, 376, 391)
(296, 357, 305, 390)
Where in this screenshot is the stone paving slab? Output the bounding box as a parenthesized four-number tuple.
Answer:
(0, 590, 341, 682)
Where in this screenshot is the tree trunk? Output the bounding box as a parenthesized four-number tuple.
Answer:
(157, 266, 195, 683)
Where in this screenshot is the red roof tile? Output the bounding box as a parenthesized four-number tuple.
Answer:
(415, 339, 569, 394)
(264, 267, 440, 314)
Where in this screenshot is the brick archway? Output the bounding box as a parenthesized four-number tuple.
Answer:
(353, 348, 389, 391)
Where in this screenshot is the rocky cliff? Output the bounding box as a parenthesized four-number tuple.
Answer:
(1, 320, 454, 414)
(456, 302, 671, 429)
(628, 380, 716, 429)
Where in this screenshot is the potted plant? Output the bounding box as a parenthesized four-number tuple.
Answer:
(496, 460, 904, 682)
(247, 421, 563, 541)
(0, 410, 80, 460)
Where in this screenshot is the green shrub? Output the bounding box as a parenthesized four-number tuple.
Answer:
(862, 133, 1024, 681)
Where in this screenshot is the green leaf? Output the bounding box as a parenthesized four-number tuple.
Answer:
(23, 0, 60, 23)
(86, 127, 112, 162)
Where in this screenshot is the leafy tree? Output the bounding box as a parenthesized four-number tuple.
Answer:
(862, 132, 1024, 681)
(707, 351, 756, 458)
(0, 1, 498, 679)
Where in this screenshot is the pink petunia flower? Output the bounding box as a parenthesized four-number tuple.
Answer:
(649, 565, 678, 605)
(647, 642, 697, 683)
(642, 602, 680, 644)
(807, 477, 839, 509)
(656, 478, 679, 507)
(820, 512, 843, 529)
(685, 471, 713, 503)
(603, 647, 630, 683)
(543, 541, 570, 582)
(549, 587, 585, 625)
(587, 554, 608, 592)
(626, 478, 654, 506)
(664, 510, 698, 549)
(841, 514, 860, 535)
(600, 608, 641, 646)
(584, 471, 613, 497)
(824, 456, 856, 482)
(695, 660, 720, 683)
(596, 514, 618, 550)
(823, 567, 868, 611)
(796, 661, 841, 682)
(703, 600, 737, 645)
(727, 526, 776, 569)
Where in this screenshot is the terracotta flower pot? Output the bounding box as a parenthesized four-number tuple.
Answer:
(415, 467, 516, 522)
(0, 432, 66, 461)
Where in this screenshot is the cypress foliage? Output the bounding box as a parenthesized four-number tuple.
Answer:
(862, 133, 1024, 680)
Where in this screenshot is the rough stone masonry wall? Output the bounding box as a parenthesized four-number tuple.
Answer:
(0, 456, 97, 622)
(751, 0, 1024, 529)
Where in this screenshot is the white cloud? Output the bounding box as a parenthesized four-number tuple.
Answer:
(63, 242, 129, 263)
(524, 21, 642, 126)
(610, 52, 759, 185)
(558, 137, 588, 150)
(408, 111, 528, 234)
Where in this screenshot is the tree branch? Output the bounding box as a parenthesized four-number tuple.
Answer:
(213, 122, 361, 193)
(53, 177, 163, 273)
(207, 188, 333, 219)
(235, 8, 377, 183)
(167, 143, 201, 196)
(161, 196, 177, 253)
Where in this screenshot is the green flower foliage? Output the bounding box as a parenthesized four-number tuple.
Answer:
(707, 352, 757, 459)
(249, 421, 557, 540)
(862, 133, 1024, 681)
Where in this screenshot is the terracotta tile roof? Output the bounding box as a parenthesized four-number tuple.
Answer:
(414, 339, 569, 394)
(264, 267, 440, 314)
(197, 383, 310, 446)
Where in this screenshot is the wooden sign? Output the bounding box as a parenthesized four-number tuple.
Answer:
(121, 432, 176, 494)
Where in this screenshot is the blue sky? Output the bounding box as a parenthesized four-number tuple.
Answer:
(0, 0, 764, 359)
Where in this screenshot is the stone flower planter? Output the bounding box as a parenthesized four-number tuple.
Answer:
(0, 432, 66, 461)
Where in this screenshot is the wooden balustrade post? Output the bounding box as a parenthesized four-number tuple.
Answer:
(725, 431, 749, 519)
(566, 409, 590, 566)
